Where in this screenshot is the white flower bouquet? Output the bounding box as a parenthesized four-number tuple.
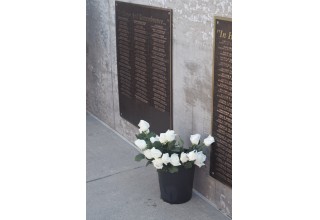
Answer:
(134, 120, 215, 173)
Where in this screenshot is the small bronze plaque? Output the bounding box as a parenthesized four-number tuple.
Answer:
(115, 1, 173, 134)
(210, 17, 232, 187)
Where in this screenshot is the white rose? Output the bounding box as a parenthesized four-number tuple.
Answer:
(204, 135, 215, 146)
(187, 150, 197, 161)
(170, 153, 181, 166)
(150, 135, 160, 143)
(139, 128, 150, 134)
(143, 149, 153, 159)
(180, 152, 189, 163)
(165, 130, 176, 142)
(159, 133, 167, 144)
(194, 151, 206, 167)
(152, 158, 164, 169)
(138, 120, 150, 132)
(190, 134, 201, 145)
(134, 139, 147, 150)
(151, 147, 162, 159)
(161, 153, 170, 165)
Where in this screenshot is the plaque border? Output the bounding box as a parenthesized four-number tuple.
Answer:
(210, 16, 232, 187)
(116, 1, 174, 12)
(169, 8, 173, 130)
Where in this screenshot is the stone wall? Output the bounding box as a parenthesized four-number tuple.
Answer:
(87, 0, 232, 218)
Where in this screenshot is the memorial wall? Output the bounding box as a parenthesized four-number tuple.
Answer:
(87, 0, 232, 218)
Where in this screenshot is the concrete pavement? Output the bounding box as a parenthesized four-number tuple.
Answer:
(86, 112, 230, 220)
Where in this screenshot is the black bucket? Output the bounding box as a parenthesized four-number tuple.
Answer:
(157, 166, 195, 204)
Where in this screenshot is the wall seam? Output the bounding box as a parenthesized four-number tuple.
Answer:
(109, 0, 116, 129)
(192, 189, 231, 219)
(87, 111, 141, 152)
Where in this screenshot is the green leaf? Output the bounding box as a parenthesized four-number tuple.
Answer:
(195, 143, 206, 152)
(146, 132, 156, 139)
(159, 166, 168, 173)
(168, 140, 176, 149)
(146, 143, 153, 149)
(146, 160, 152, 167)
(171, 147, 182, 153)
(168, 166, 179, 173)
(135, 153, 145, 161)
(135, 133, 144, 140)
(153, 141, 162, 148)
(183, 161, 193, 169)
(178, 137, 184, 148)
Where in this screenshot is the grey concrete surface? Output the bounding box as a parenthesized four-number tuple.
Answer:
(87, 113, 142, 181)
(87, 113, 230, 220)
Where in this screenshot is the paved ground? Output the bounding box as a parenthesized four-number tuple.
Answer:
(87, 113, 230, 220)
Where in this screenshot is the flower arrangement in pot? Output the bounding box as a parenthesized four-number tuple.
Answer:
(134, 120, 215, 204)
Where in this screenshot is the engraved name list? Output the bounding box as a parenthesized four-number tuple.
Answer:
(210, 18, 232, 187)
(115, 2, 172, 134)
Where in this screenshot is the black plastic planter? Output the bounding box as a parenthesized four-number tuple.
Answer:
(157, 166, 195, 204)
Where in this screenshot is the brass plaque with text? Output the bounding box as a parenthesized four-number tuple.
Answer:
(115, 1, 172, 134)
(210, 17, 232, 187)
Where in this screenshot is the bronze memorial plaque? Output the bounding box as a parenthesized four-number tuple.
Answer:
(115, 1, 172, 134)
(210, 17, 232, 187)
